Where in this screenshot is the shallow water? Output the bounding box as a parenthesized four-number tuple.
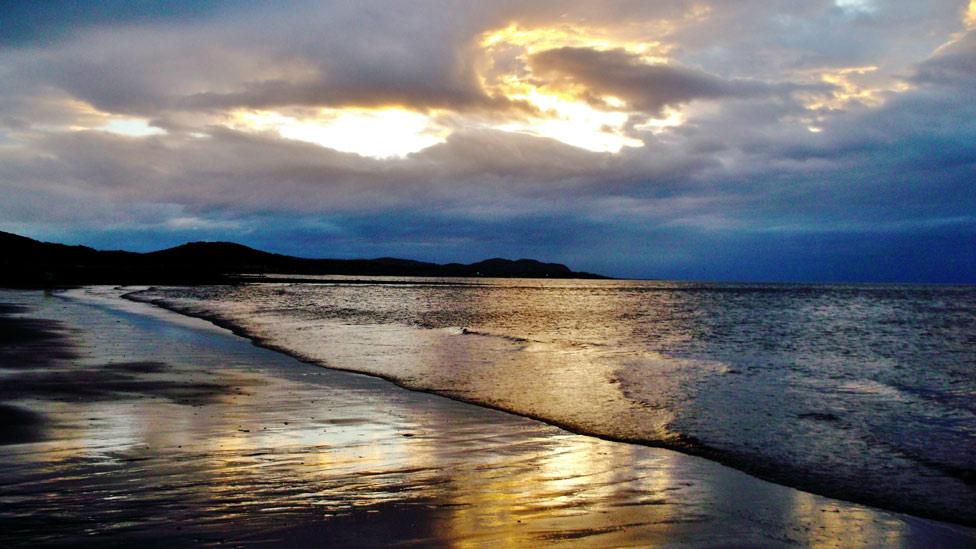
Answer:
(132, 279, 976, 524)
(8, 289, 976, 546)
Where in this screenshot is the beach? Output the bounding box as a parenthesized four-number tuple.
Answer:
(1, 287, 974, 547)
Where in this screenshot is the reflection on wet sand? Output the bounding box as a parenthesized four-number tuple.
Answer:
(0, 289, 973, 547)
(790, 491, 898, 548)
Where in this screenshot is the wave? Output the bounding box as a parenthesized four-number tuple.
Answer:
(121, 284, 976, 526)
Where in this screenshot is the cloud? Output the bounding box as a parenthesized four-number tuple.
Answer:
(912, 30, 976, 86)
(1, 1, 521, 119)
(528, 47, 782, 114)
(0, 0, 973, 281)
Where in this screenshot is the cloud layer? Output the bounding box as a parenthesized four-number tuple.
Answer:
(1, 0, 974, 281)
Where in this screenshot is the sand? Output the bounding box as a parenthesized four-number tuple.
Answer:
(0, 287, 974, 547)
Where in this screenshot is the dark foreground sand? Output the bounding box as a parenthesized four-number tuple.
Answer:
(0, 288, 974, 547)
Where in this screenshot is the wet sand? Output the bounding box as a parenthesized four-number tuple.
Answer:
(1, 288, 974, 547)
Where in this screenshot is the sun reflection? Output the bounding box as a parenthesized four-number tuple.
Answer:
(5, 288, 959, 546)
(435, 432, 684, 548)
(231, 107, 449, 158)
(966, 0, 976, 28)
(790, 491, 906, 548)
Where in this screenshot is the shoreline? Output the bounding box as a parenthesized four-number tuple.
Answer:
(124, 286, 976, 528)
(0, 287, 973, 546)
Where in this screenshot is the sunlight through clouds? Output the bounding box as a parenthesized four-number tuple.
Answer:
(2, 0, 973, 281)
(479, 23, 671, 60)
(227, 23, 681, 155)
(489, 81, 643, 153)
(476, 23, 674, 153)
(98, 118, 167, 137)
(231, 108, 449, 158)
(835, 0, 877, 15)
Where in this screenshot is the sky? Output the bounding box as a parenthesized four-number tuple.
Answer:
(1, 0, 975, 282)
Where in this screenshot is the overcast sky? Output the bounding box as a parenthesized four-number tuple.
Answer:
(2, 0, 974, 281)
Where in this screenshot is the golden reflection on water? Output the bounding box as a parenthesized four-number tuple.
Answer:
(12, 363, 693, 546)
(2, 288, 969, 547)
(0, 364, 941, 548)
(789, 491, 906, 548)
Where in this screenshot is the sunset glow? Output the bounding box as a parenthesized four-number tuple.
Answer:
(491, 85, 643, 153)
(479, 23, 671, 60)
(476, 24, 677, 152)
(1, 0, 972, 282)
(3, 5, 976, 544)
(98, 118, 167, 137)
(225, 24, 677, 156)
(231, 108, 449, 158)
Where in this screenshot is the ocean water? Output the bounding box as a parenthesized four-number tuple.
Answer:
(131, 279, 976, 524)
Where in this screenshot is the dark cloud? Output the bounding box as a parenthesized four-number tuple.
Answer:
(912, 30, 976, 86)
(529, 47, 783, 113)
(2, 2, 502, 117)
(0, 1, 973, 281)
(178, 79, 518, 114)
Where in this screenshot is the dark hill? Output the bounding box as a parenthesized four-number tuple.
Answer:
(468, 258, 572, 277)
(0, 231, 607, 287)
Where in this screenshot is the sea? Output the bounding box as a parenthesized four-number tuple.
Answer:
(129, 278, 976, 524)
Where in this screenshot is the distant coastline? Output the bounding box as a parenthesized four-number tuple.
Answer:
(0, 231, 608, 287)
